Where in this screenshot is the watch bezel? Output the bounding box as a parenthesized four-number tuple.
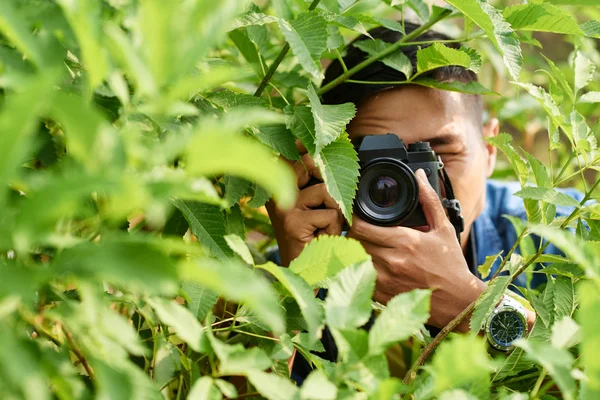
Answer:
(484, 304, 527, 352)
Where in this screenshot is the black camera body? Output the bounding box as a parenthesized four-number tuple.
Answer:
(355, 134, 443, 227)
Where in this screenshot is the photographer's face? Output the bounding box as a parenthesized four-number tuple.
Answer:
(347, 85, 499, 249)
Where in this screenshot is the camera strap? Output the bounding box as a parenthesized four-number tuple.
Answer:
(439, 167, 465, 244)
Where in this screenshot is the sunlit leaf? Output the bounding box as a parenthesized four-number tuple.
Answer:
(503, 4, 583, 35)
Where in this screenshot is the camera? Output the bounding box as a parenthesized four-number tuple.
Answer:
(355, 134, 443, 227)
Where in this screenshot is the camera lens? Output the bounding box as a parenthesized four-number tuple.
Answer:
(369, 176, 400, 208)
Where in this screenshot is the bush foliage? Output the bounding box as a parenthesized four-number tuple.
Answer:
(1, 0, 600, 399)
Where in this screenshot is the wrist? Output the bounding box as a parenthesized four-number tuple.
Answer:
(430, 274, 486, 333)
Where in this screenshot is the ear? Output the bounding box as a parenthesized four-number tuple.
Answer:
(483, 118, 499, 178)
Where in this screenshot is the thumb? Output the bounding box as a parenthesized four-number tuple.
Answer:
(415, 169, 447, 230)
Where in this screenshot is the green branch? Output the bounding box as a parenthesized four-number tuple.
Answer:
(403, 178, 600, 385)
(253, 0, 322, 97)
(317, 8, 453, 96)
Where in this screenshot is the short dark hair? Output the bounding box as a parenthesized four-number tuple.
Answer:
(322, 21, 479, 107)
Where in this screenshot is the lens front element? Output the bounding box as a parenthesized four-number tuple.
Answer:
(369, 176, 400, 208)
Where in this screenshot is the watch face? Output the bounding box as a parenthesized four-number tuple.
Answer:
(489, 310, 525, 348)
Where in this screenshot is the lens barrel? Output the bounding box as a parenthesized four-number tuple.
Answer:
(355, 158, 419, 226)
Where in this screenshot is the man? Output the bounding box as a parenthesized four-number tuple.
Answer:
(266, 22, 582, 381)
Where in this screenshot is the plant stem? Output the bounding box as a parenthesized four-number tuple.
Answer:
(317, 9, 452, 96)
(530, 368, 547, 399)
(403, 178, 600, 385)
(232, 391, 261, 399)
(63, 327, 95, 380)
(231, 329, 279, 341)
(489, 228, 528, 281)
(175, 373, 184, 400)
(253, 0, 322, 97)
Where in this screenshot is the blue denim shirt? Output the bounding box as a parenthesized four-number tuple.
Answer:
(475, 179, 583, 287)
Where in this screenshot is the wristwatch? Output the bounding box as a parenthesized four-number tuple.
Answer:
(484, 294, 528, 352)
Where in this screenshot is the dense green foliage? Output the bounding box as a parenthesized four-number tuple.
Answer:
(0, 0, 600, 399)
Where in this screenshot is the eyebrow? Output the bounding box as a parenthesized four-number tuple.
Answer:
(426, 133, 462, 147)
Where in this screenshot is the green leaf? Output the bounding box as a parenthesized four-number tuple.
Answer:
(0, 1, 48, 67)
(578, 91, 600, 104)
(251, 124, 301, 161)
(514, 187, 581, 208)
(325, 260, 376, 330)
(552, 276, 575, 320)
(411, 77, 497, 95)
(289, 235, 370, 288)
(186, 131, 296, 209)
(470, 276, 511, 332)
(247, 370, 299, 400)
(223, 176, 252, 208)
(229, 12, 280, 30)
(368, 289, 431, 355)
(147, 298, 204, 352)
(515, 339, 576, 400)
(415, 43, 473, 78)
(524, 152, 551, 189)
(486, 134, 529, 185)
(300, 370, 338, 400)
(52, 238, 179, 295)
(513, 83, 563, 134)
(314, 134, 360, 224)
(574, 51, 596, 96)
(478, 251, 502, 280)
(224, 234, 254, 265)
(503, 4, 583, 35)
(578, 282, 600, 400)
(180, 258, 285, 335)
(445, 0, 522, 81)
(173, 200, 232, 261)
(182, 282, 219, 321)
(188, 377, 222, 400)
(542, 54, 574, 103)
(581, 20, 600, 38)
(551, 316, 580, 349)
(306, 83, 356, 154)
(278, 11, 328, 80)
(285, 105, 317, 155)
(431, 335, 492, 397)
(256, 262, 324, 345)
(353, 39, 413, 78)
(330, 328, 369, 363)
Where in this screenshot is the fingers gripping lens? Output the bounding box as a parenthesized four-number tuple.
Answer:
(369, 176, 400, 208)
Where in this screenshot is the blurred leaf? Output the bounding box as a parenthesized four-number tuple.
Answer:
(182, 282, 219, 321)
(470, 276, 510, 332)
(353, 39, 413, 78)
(306, 83, 356, 154)
(431, 335, 492, 397)
(257, 262, 324, 344)
(0, 1, 47, 67)
(278, 11, 327, 80)
(551, 316, 580, 349)
(368, 289, 431, 355)
(186, 131, 296, 209)
(516, 339, 576, 400)
(514, 187, 581, 208)
(173, 200, 232, 261)
(579, 282, 600, 400)
(324, 260, 376, 330)
(225, 234, 254, 265)
(300, 370, 337, 400)
(330, 328, 369, 363)
(478, 251, 502, 280)
(581, 20, 600, 38)
(180, 258, 285, 335)
(445, 0, 521, 81)
(486, 134, 528, 186)
(289, 235, 370, 287)
(247, 370, 299, 400)
(503, 4, 583, 35)
(314, 134, 360, 224)
(574, 51, 596, 96)
(188, 376, 222, 400)
(411, 77, 497, 95)
(578, 91, 600, 104)
(147, 298, 204, 352)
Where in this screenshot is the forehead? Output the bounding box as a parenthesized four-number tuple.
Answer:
(347, 85, 480, 145)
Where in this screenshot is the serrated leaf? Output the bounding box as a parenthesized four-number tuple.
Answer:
(574, 51, 596, 96)
(182, 282, 219, 321)
(486, 134, 529, 185)
(515, 339, 576, 400)
(414, 43, 473, 79)
(330, 328, 369, 363)
(256, 262, 324, 345)
(411, 77, 497, 95)
(503, 4, 583, 35)
(180, 258, 285, 335)
(247, 370, 299, 400)
(352, 15, 405, 33)
(353, 39, 413, 78)
(553, 276, 575, 320)
(229, 12, 280, 30)
(224, 234, 254, 265)
(445, 0, 522, 81)
(324, 260, 376, 330)
(581, 20, 600, 38)
(0, 1, 48, 67)
(551, 316, 580, 349)
(278, 11, 327, 80)
(578, 282, 600, 400)
(289, 235, 370, 287)
(524, 152, 551, 189)
(514, 187, 581, 208)
(223, 175, 252, 208)
(314, 134, 360, 224)
(251, 124, 300, 161)
(368, 289, 431, 355)
(542, 54, 574, 103)
(478, 251, 502, 280)
(306, 83, 356, 154)
(513, 82, 563, 132)
(578, 91, 600, 104)
(147, 298, 204, 352)
(285, 105, 316, 156)
(408, 0, 430, 21)
(173, 200, 232, 260)
(300, 370, 337, 400)
(470, 276, 511, 332)
(188, 377, 222, 400)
